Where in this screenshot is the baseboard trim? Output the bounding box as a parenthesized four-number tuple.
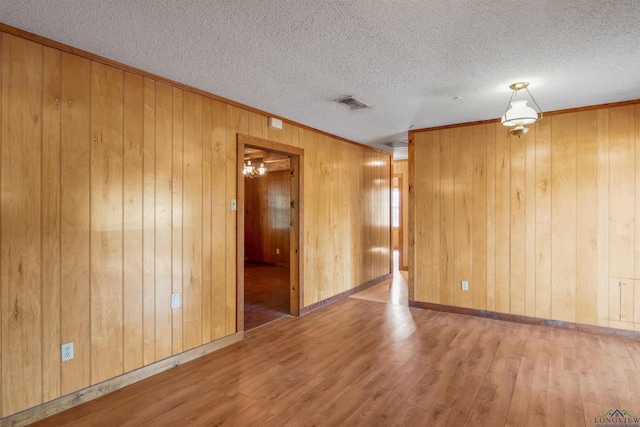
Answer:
(300, 273, 393, 315)
(409, 300, 640, 340)
(1, 332, 244, 427)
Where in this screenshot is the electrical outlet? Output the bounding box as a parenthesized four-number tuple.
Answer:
(276, 248, 280, 254)
(61, 342, 74, 362)
(461, 280, 469, 291)
(171, 293, 180, 309)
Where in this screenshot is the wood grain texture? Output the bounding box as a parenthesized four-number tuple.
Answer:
(171, 87, 184, 355)
(59, 51, 91, 396)
(550, 112, 577, 322)
(142, 78, 156, 365)
(1, 34, 43, 416)
(210, 100, 227, 340)
(454, 126, 473, 308)
(24, 297, 640, 427)
(411, 102, 640, 332)
(123, 72, 144, 372)
(535, 118, 552, 319)
(0, 29, 393, 419)
(226, 105, 246, 333)
(41, 45, 62, 402)
(90, 61, 124, 384)
(575, 110, 598, 325)
(201, 98, 213, 343)
(182, 91, 203, 351)
(472, 125, 487, 310)
(244, 171, 290, 266)
(154, 82, 173, 361)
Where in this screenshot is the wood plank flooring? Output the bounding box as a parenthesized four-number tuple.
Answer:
(244, 262, 290, 330)
(30, 274, 640, 426)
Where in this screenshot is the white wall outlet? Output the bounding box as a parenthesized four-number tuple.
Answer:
(461, 280, 469, 291)
(61, 342, 74, 362)
(171, 293, 180, 309)
(276, 248, 280, 254)
(230, 199, 237, 211)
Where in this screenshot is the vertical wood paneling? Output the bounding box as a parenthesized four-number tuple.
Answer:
(182, 91, 203, 351)
(142, 78, 156, 364)
(485, 124, 496, 311)
(0, 34, 3, 416)
(609, 106, 635, 328)
(596, 109, 610, 326)
(413, 133, 432, 302)
(210, 100, 227, 340)
(510, 132, 526, 315)
(495, 126, 510, 313)
(454, 127, 473, 308)
(413, 103, 640, 331)
(431, 131, 442, 304)
(636, 106, 640, 327)
(1, 34, 43, 416)
(608, 106, 635, 280)
(524, 128, 536, 317)
(171, 88, 184, 355)
(289, 154, 301, 315)
(226, 105, 246, 333)
(440, 129, 454, 305)
(550, 113, 577, 322)
(535, 119, 552, 319)
(154, 82, 173, 360)
(248, 111, 267, 138)
(244, 171, 290, 265)
(41, 46, 62, 402)
(575, 111, 598, 325)
(123, 72, 144, 372)
(201, 98, 213, 343)
(472, 125, 487, 309)
(0, 31, 394, 417)
(90, 62, 124, 384)
(59, 51, 91, 396)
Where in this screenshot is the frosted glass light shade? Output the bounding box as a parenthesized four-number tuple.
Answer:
(501, 100, 538, 127)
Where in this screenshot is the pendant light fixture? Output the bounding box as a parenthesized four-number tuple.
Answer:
(243, 159, 267, 178)
(501, 82, 543, 137)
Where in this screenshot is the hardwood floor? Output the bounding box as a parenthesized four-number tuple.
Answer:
(244, 262, 290, 330)
(29, 279, 640, 427)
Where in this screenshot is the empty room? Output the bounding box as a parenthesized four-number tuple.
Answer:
(1, 1, 640, 426)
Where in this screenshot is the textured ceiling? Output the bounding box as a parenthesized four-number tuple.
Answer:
(1, 1, 639, 159)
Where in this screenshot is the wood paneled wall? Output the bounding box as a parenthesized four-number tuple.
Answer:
(410, 102, 640, 332)
(244, 170, 291, 266)
(300, 131, 392, 306)
(0, 31, 391, 418)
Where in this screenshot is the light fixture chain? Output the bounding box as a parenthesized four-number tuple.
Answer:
(524, 86, 543, 119)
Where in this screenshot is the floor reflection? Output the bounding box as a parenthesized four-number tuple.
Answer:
(350, 251, 408, 306)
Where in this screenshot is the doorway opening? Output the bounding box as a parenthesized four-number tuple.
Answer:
(236, 134, 304, 332)
(392, 175, 403, 270)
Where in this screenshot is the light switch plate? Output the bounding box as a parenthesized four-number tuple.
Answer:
(171, 293, 180, 309)
(230, 199, 237, 211)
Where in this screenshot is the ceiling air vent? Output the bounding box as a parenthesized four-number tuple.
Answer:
(335, 96, 370, 110)
(382, 140, 408, 149)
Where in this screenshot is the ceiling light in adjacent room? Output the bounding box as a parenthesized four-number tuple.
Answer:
(243, 159, 266, 178)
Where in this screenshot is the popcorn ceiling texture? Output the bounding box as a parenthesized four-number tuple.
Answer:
(0, 0, 639, 154)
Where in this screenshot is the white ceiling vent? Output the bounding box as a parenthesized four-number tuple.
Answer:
(335, 96, 370, 110)
(382, 140, 408, 149)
